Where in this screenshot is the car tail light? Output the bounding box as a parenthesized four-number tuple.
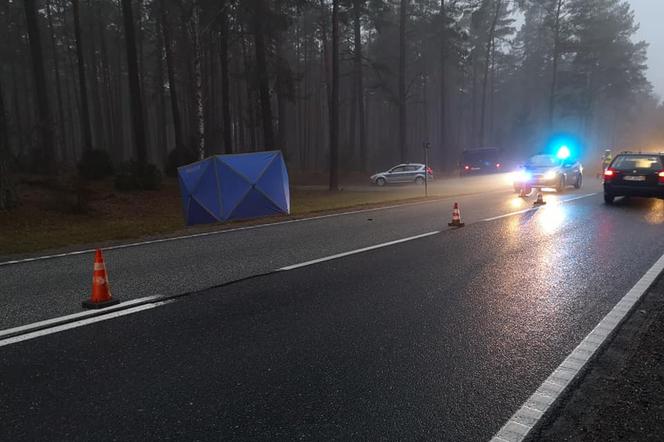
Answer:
(426, 167, 433, 175)
(464, 165, 470, 171)
(604, 168, 617, 181)
(658, 171, 664, 184)
(496, 163, 501, 168)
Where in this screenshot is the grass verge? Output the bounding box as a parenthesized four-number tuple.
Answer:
(0, 178, 457, 258)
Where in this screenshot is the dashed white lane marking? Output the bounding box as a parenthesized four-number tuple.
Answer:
(0, 197, 467, 267)
(0, 296, 161, 339)
(492, 251, 664, 442)
(482, 193, 598, 222)
(278, 231, 440, 271)
(0, 231, 441, 347)
(0, 300, 173, 348)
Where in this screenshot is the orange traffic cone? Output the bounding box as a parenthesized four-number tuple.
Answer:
(533, 192, 547, 206)
(448, 202, 465, 227)
(82, 249, 120, 309)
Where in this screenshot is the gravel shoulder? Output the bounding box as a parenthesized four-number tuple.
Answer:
(534, 272, 664, 441)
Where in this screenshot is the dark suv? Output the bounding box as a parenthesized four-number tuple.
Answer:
(460, 148, 502, 175)
(603, 152, 664, 204)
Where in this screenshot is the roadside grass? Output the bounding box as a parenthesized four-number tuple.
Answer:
(0, 178, 446, 257)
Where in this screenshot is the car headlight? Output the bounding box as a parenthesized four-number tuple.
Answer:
(543, 170, 557, 180)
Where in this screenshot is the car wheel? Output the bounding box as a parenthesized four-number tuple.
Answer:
(376, 177, 386, 187)
(574, 173, 583, 189)
(415, 176, 425, 185)
(556, 176, 565, 193)
(604, 193, 615, 205)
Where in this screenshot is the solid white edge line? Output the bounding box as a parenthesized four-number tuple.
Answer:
(482, 193, 598, 222)
(278, 231, 440, 271)
(0, 198, 457, 267)
(491, 251, 664, 442)
(0, 295, 162, 339)
(0, 300, 173, 348)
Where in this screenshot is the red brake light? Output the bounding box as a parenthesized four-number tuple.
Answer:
(496, 163, 501, 168)
(426, 167, 433, 174)
(464, 165, 470, 170)
(658, 171, 664, 183)
(604, 168, 616, 181)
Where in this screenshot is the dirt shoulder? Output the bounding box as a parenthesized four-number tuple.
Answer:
(533, 273, 664, 441)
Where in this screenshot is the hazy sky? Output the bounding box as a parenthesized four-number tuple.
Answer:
(629, 0, 664, 99)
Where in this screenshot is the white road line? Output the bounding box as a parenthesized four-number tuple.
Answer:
(482, 193, 598, 222)
(0, 295, 162, 339)
(0, 198, 455, 267)
(483, 207, 538, 222)
(278, 231, 440, 271)
(0, 301, 173, 348)
(491, 251, 664, 442)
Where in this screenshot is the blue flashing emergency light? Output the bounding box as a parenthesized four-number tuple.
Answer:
(556, 145, 571, 160)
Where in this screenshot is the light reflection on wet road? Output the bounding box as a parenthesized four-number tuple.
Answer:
(1, 182, 664, 441)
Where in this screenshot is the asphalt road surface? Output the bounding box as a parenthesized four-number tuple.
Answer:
(0, 174, 594, 329)
(2, 178, 664, 440)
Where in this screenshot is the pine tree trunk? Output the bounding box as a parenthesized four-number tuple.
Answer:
(72, 0, 94, 152)
(479, 0, 501, 147)
(24, 0, 56, 174)
(190, 1, 205, 160)
(46, 0, 67, 164)
(276, 40, 289, 157)
(252, 0, 275, 149)
(439, 0, 448, 170)
(87, 1, 108, 153)
(549, 0, 563, 129)
(329, 0, 339, 190)
(159, 0, 184, 152)
(0, 79, 18, 210)
(155, 15, 169, 165)
(121, 0, 148, 169)
(241, 31, 257, 150)
(398, 0, 407, 163)
(219, 4, 233, 154)
(353, 0, 367, 172)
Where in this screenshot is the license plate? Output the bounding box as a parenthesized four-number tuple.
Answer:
(624, 175, 646, 181)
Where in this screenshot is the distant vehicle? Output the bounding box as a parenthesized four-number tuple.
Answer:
(370, 163, 433, 186)
(603, 152, 664, 204)
(460, 147, 503, 175)
(513, 153, 583, 193)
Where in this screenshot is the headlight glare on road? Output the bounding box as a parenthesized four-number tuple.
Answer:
(514, 170, 531, 182)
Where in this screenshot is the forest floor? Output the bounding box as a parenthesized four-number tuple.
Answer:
(0, 176, 463, 257)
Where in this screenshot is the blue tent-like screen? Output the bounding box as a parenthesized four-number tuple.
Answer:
(177, 151, 290, 226)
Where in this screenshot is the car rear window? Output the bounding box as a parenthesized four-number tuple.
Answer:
(462, 150, 498, 162)
(612, 155, 663, 171)
(526, 155, 559, 167)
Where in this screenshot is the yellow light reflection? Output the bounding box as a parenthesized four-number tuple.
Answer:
(645, 199, 664, 225)
(538, 203, 567, 235)
(509, 197, 526, 209)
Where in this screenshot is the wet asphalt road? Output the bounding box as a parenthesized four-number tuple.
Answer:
(0, 174, 581, 330)
(2, 184, 664, 440)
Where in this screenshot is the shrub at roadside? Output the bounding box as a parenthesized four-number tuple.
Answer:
(166, 148, 198, 177)
(114, 161, 162, 191)
(77, 149, 114, 180)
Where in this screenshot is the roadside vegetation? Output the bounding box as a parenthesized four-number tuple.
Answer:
(0, 177, 460, 256)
